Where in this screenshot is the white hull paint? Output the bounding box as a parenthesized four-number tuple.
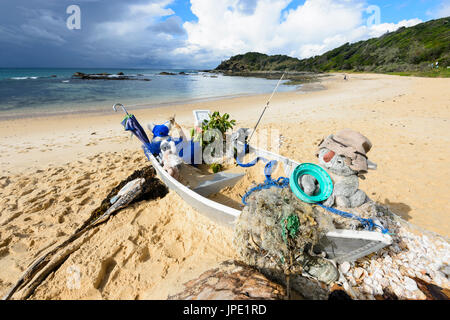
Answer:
(144, 144, 392, 263)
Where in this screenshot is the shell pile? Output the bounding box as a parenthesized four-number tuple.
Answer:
(235, 185, 449, 299)
(332, 203, 450, 300)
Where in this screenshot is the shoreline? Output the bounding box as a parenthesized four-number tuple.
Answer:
(0, 89, 300, 122)
(0, 71, 311, 122)
(0, 80, 330, 122)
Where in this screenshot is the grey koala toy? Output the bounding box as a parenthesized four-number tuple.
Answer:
(301, 130, 377, 208)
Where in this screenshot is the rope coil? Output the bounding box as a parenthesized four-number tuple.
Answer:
(237, 157, 390, 234)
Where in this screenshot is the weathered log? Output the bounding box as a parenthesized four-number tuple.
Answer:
(168, 260, 287, 300)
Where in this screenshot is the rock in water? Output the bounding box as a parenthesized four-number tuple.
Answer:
(233, 187, 338, 289)
(168, 260, 286, 300)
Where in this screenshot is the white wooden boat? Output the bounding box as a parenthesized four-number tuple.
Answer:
(143, 139, 392, 263)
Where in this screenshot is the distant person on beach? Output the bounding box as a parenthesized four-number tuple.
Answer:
(344, 74, 348, 81)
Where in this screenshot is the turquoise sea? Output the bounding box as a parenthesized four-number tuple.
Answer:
(0, 68, 296, 120)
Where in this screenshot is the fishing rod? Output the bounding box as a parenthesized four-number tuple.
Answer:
(247, 71, 286, 144)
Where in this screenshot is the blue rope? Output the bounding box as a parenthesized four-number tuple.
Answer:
(317, 204, 390, 234)
(235, 155, 268, 167)
(237, 157, 290, 205)
(241, 176, 290, 205)
(237, 156, 390, 234)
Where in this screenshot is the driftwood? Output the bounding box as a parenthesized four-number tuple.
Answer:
(3, 227, 100, 300)
(168, 260, 288, 300)
(3, 165, 168, 300)
(2, 191, 139, 300)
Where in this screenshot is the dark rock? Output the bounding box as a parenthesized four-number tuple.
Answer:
(72, 72, 86, 78)
(328, 284, 352, 300)
(159, 72, 176, 75)
(72, 72, 150, 81)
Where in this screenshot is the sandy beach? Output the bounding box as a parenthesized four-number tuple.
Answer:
(1, 73, 449, 299)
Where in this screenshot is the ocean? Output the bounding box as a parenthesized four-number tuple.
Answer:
(0, 68, 297, 119)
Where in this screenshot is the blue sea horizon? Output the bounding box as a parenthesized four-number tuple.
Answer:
(0, 68, 297, 120)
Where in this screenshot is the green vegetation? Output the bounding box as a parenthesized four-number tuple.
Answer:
(215, 17, 450, 77)
(190, 111, 236, 173)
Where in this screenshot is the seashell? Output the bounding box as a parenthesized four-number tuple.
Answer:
(404, 290, 415, 299)
(370, 260, 380, 269)
(392, 269, 402, 278)
(352, 287, 365, 300)
(379, 277, 390, 288)
(384, 255, 393, 264)
(354, 267, 364, 279)
(373, 284, 384, 296)
(339, 261, 351, 275)
(399, 265, 409, 276)
(414, 290, 427, 300)
(366, 294, 376, 300)
(391, 284, 405, 298)
(362, 284, 374, 295)
(364, 277, 373, 286)
(403, 277, 418, 292)
(343, 281, 350, 292)
(373, 271, 384, 281)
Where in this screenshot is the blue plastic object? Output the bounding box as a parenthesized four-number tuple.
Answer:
(289, 163, 333, 203)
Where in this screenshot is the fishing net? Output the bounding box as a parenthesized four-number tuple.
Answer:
(233, 187, 335, 280)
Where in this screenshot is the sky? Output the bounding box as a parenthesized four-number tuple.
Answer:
(0, 0, 448, 69)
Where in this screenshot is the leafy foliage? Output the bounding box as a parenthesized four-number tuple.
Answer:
(190, 111, 236, 172)
(215, 17, 450, 76)
(202, 111, 236, 134)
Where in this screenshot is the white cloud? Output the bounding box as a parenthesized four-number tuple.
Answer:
(129, 1, 175, 16)
(83, 0, 188, 66)
(92, 0, 175, 38)
(176, 0, 422, 65)
(364, 18, 422, 38)
(11, 8, 68, 46)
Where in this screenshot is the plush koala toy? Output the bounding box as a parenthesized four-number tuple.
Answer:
(160, 140, 183, 180)
(147, 116, 185, 156)
(301, 129, 377, 208)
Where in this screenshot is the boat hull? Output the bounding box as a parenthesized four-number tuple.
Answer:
(143, 144, 392, 263)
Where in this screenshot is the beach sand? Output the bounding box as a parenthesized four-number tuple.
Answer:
(0, 73, 449, 299)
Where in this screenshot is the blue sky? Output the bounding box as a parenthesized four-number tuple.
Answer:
(0, 0, 448, 68)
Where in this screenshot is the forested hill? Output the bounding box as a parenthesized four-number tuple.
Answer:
(214, 17, 449, 75)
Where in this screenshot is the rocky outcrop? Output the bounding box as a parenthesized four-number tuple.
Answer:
(71, 72, 151, 81)
(159, 72, 177, 75)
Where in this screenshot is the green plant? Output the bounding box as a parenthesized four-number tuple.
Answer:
(190, 111, 236, 172)
(202, 111, 236, 134)
(210, 163, 222, 173)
